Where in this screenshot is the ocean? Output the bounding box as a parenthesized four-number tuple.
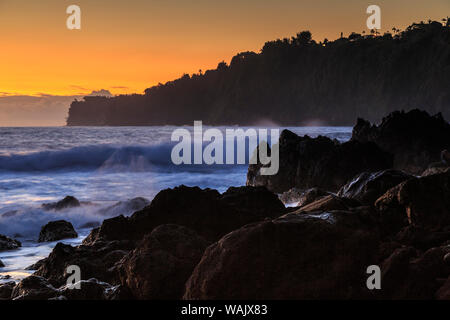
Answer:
(0, 126, 351, 283)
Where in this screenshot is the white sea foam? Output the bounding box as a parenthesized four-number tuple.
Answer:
(0, 126, 352, 283)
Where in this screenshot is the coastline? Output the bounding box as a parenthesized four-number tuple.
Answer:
(1, 109, 449, 300)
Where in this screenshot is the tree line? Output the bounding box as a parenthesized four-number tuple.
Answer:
(67, 19, 450, 126)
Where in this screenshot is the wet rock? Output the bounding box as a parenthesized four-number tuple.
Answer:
(379, 246, 418, 298)
(11, 276, 58, 300)
(0, 281, 15, 300)
(247, 129, 392, 193)
(117, 224, 209, 299)
(395, 225, 450, 250)
(352, 109, 450, 174)
(42, 196, 81, 211)
(0, 259, 4, 267)
(279, 187, 331, 207)
(376, 170, 450, 231)
(106, 284, 134, 300)
(25, 259, 47, 271)
(0, 234, 21, 251)
(297, 188, 331, 207)
(85, 185, 286, 243)
(422, 165, 450, 177)
(291, 194, 361, 213)
(97, 197, 150, 216)
(58, 278, 112, 300)
(184, 211, 379, 299)
(380, 246, 450, 299)
(278, 187, 305, 204)
(34, 240, 134, 287)
(38, 220, 78, 242)
(436, 277, 450, 300)
(337, 170, 413, 205)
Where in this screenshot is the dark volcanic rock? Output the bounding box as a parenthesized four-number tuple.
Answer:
(85, 185, 286, 244)
(0, 234, 21, 251)
(42, 196, 81, 211)
(34, 240, 134, 287)
(247, 129, 392, 193)
(422, 165, 450, 177)
(375, 170, 450, 232)
(395, 225, 450, 251)
(352, 109, 450, 174)
(291, 194, 361, 213)
(337, 170, 414, 205)
(380, 246, 450, 299)
(97, 197, 150, 216)
(0, 281, 15, 300)
(279, 187, 330, 206)
(25, 259, 46, 271)
(184, 211, 379, 300)
(59, 278, 112, 300)
(11, 276, 58, 300)
(117, 224, 209, 299)
(436, 276, 450, 300)
(38, 220, 78, 243)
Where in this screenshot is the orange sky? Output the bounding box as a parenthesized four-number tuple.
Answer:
(0, 0, 448, 97)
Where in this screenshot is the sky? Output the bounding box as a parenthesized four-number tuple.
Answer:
(0, 0, 448, 125)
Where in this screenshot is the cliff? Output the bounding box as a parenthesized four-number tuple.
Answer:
(67, 20, 450, 126)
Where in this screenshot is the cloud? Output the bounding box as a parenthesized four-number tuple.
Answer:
(87, 89, 113, 97)
(0, 90, 115, 126)
(70, 85, 89, 91)
(110, 86, 129, 89)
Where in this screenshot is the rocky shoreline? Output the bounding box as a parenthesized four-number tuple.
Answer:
(1, 109, 450, 300)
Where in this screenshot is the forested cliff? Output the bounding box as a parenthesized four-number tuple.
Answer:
(67, 20, 450, 126)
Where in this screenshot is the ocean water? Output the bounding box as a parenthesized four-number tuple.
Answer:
(0, 126, 351, 283)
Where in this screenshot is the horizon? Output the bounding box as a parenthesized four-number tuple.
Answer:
(0, 0, 449, 126)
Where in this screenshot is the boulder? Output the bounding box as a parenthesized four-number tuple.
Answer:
(34, 240, 134, 287)
(0, 281, 15, 300)
(0, 234, 21, 251)
(11, 276, 58, 300)
(395, 225, 450, 251)
(0, 259, 4, 267)
(25, 259, 46, 271)
(184, 211, 379, 299)
(117, 224, 209, 299)
(247, 129, 392, 193)
(422, 165, 450, 177)
(279, 187, 330, 206)
(42, 196, 81, 211)
(352, 109, 450, 174)
(290, 194, 360, 213)
(337, 170, 413, 205)
(85, 185, 286, 243)
(106, 284, 134, 300)
(38, 220, 78, 242)
(380, 246, 450, 299)
(436, 277, 450, 300)
(375, 170, 450, 232)
(58, 278, 112, 300)
(97, 197, 150, 216)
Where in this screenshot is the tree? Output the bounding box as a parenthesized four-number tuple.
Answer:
(295, 31, 312, 46)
